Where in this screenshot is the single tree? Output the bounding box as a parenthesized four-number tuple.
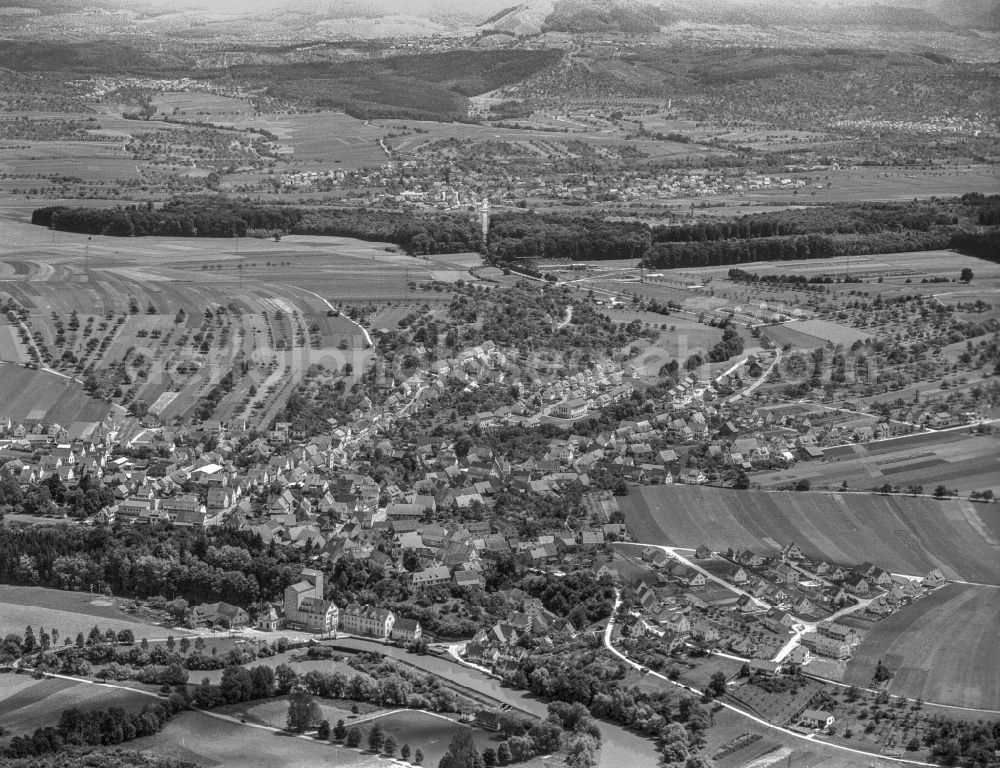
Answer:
(333, 719, 347, 741)
(414, 748, 424, 765)
(286, 690, 321, 732)
(367, 723, 385, 752)
(275, 663, 298, 695)
(497, 742, 511, 766)
(873, 658, 893, 684)
(346, 726, 362, 748)
(483, 747, 497, 767)
(961, 268, 974, 283)
(317, 719, 330, 740)
(179, 637, 191, 656)
(401, 743, 411, 760)
(439, 731, 482, 768)
(706, 671, 727, 698)
(383, 733, 397, 756)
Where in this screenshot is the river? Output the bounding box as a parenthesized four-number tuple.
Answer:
(334, 637, 660, 768)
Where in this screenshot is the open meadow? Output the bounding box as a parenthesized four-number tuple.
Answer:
(843, 583, 1000, 710)
(130, 709, 395, 768)
(622, 485, 1000, 583)
(0, 584, 181, 641)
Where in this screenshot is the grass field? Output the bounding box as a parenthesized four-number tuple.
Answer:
(843, 584, 1000, 710)
(368, 710, 495, 767)
(753, 428, 1000, 496)
(0, 675, 155, 736)
(0, 585, 178, 641)
(0, 363, 111, 426)
(130, 709, 394, 768)
(764, 319, 870, 351)
(621, 485, 1000, 583)
(0, 142, 139, 181)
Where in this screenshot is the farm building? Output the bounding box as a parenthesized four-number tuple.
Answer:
(186, 602, 249, 628)
(283, 567, 338, 633)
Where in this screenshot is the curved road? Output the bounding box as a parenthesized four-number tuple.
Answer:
(603, 589, 939, 768)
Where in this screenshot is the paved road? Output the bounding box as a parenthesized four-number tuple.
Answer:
(603, 590, 938, 768)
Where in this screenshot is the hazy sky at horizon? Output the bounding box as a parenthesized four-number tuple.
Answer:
(138, 0, 517, 14)
(134, 0, 890, 15)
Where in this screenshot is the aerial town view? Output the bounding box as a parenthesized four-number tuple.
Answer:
(0, 0, 997, 767)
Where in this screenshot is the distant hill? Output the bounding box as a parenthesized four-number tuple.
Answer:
(481, 0, 998, 35)
(0, 40, 186, 72)
(2, 0, 996, 45)
(478, 0, 556, 36)
(542, 0, 675, 33)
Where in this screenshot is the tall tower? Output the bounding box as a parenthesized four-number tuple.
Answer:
(480, 199, 490, 244)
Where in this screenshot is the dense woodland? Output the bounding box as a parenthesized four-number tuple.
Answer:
(233, 49, 564, 120)
(32, 196, 997, 271)
(3, 751, 196, 768)
(0, 521, 302, 608)
(32, 200, 481, 254)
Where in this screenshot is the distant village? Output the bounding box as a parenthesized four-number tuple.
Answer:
(0, 324, 953, 667)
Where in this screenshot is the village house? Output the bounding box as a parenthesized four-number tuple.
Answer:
(340, 603, 395, 639)
(799, 710, 836, 730)
(185, 601, 249, 629)
(389, 617, 422, 644)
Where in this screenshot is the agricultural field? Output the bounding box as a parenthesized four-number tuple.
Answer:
(704, 165, 1000, 207)
(227, 111, 389, 169)
(843, 583, 1000, 710)
(0, 208, 468, 427)
(621, 485, 1000, 583)
(763, 319, 870, 351)
(753, 427, 1000, 496)
(149, 92, 257, 121)
(0, 585, 180, 641)
(0, 141, 140, 181)
(689, 250, 1000, 300)
(0, 675, 156, 736)
(0, 362, 113, 427)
